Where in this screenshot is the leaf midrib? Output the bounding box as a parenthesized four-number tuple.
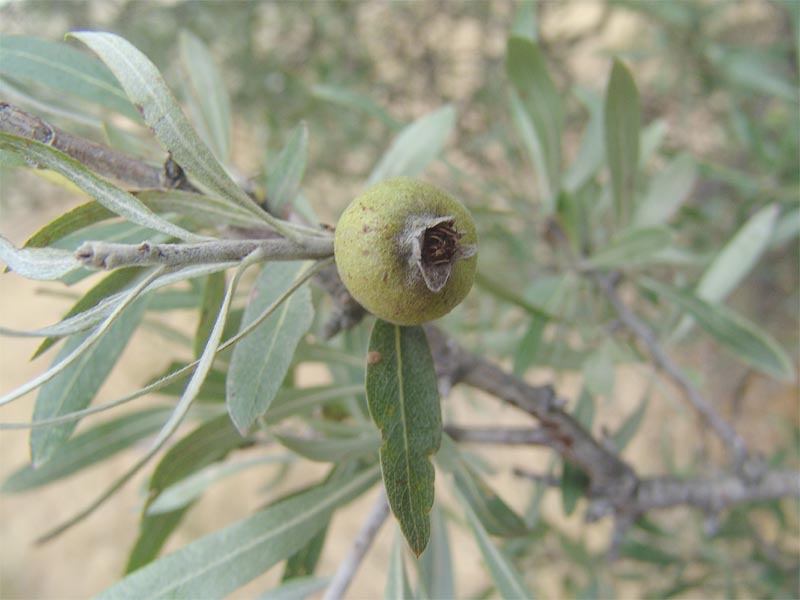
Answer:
(468, 506, 529, 599)
(150, 466, 376, 598)
(249, 294, 293, 416)
(394, 324, 418, 541)
(4, 47, 130, 98)
(92, 34, 252, 211)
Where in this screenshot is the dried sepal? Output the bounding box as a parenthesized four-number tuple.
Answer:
(405, 215, 478, 293)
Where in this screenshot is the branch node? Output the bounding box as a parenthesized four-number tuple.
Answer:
(739, 452, 768, 485)
(546, 388, 567, 411)
(163, 152, 188, 188)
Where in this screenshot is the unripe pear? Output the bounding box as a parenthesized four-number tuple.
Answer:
(334, 177, 478, 326)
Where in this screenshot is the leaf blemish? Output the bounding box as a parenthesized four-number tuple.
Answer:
(367, 351, 382, 365)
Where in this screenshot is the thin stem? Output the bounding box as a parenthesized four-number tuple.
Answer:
(595, 274, 749, 468)
(75, 237, 334, 270)
(444, 425, 553, 445)
(424, 324, 638, 505)
(1, 263, 238, 339)
(0, 103, 326, 241)
(0, 258, 333, 431)
(0, 267, 165, 408)
(322, 488, 390, 600)
(0, 102, 172, 189)
(513, 468, 562, 487)
(221, 258, 333, 350)
(634, 470, 800, 513)
(36, 249, 259, 543)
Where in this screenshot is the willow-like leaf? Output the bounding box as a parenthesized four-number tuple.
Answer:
(193, 271, 226, 358)
(0, 262, 236, 339)
(563, 88, 604, 193)
(586, 226, 673, 269)
(0, 132, 204, 242)
(613, 392, 650, 452)
(0, 268, 161, 409)
(22, 192, 257, 251)
(265, 384, 365, 424)
(33, 268, 141, 359)
(282, 526, 328, 582)
(178, 31, 231, 162)
(511, 0, 538, 40)
(673, 204, 780, 340)
(461, 494, 534, 600)
(126, 511, 189, 575)
(274, 432, 380, 464)
(36, 254, 256, 543)
(605, 59, 640, 224)
(366, 320, 442, 556)
(633, 154, 697, 227)
(696, 204, 780, 302)
(0, 234, 79, 280)
(474, 271, 562, 322)
(641, 278, 795, 382)
(147, 455, 292, 516)
(24, 202, 116, 249)
(506, 36, 563, 212)
(385, 532, 414, 600)
(30, 296, 148, 466)
(227, 261, 315, 434)
(311, 84, 401, 128)
(70, 31, 305, 238)
(98, 465, 380, 599)
(417, 503, 455, 600)
(1, 260, 331, 432)
(438, 436, 527, 537)
(135, 189, 256, 229)
(256, 576, 330, 600)
(367, 106, 455, 185)
(126, 414, 245, 571)
(2, 408, 168, 493)
(265, 122, 308, 213)
(0, 35, 140, 119)
(581, 346, 615, 397)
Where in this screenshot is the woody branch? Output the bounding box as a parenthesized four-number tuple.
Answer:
(3, 102, 798, 530)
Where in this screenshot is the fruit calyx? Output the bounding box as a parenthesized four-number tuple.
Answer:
(404, 215, 478, 293)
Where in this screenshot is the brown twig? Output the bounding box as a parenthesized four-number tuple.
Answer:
(445, 425, 553, 446)
(633, 470, 800, 513)
(321, 489, 390, 600)
(427, 324, 800, 522)
(75, 237, 333, 270)
(594, 274, 750, 469)
(0, 103, 195, 191)
(4, 102, 798, 542)
(425, 324, 639, 516)
(314, 263, 368, 339)
(513, 468, 562, 487)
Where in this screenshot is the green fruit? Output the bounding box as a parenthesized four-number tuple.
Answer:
(334, 177, 478, 326)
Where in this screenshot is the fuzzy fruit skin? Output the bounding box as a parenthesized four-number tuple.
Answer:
(334, 177, 478, 326)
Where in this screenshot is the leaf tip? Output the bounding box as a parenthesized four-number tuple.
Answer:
(409, 537, 429, 558)
(226, 410, 251, 438)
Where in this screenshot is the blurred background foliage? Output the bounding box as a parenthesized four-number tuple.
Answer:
(3, 1, 797, 219)
(1, 1, 798, 598)
(3, 1, 796, 308)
